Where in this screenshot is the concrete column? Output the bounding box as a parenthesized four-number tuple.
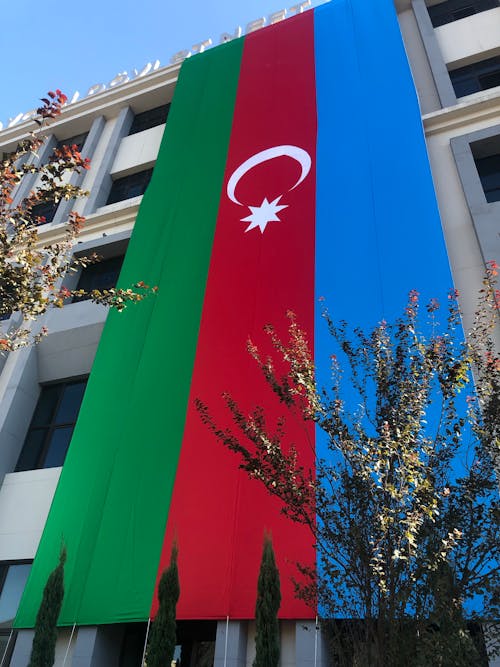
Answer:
(296, 620, 328, 667)
(214, 620, 247, 667)
(450, 128, 500, 270)
(53, 116, 106, 225)
(9, 629, 34, 667)
(11, 135, 57, 208)
(72, 625, 124, 667)
(83, 107, 134, 214)
(411, 0, 457, 108)
(0, 346, 39, 482)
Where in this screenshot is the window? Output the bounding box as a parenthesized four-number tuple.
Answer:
(428, 0, 499, 27)
(106, 169, 153, 206)
(0, 562, 32, 662)
(0, 280, 14, 321)
(40, 133, 88, 167)
(119, 623, 148, 667)
(73, 255, 125, 302)
(128, 105, 170, 135)
(0, 563, 31, 628)
(475, 153, 500, 202)
(30, 200, 59, 225)
(15, 379, 88, 472)
(450, 56, 500, 96)
(31, 133, 89, 225)
(55, 132, 88, 153)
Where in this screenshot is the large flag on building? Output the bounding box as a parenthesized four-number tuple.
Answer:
(15, 0, 453, 627)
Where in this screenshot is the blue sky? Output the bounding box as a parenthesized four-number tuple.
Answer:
(1, 0, 324, 127)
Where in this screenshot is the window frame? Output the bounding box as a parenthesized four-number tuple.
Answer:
(106, 169, 153, 206)
(54, 132, 88, 154)
(0, 629, 16, 665)
(64, 231, 131, 299)
(449, 126, 500, 276)
(0, 560, 33, 595)
(30, 200, 59, 225)
(449, 55, 500, 97)
(427, 0, 499, 27)
(15, 378, 88, 472)
(72, 254, 125, 303)
(128, 105, 170, 136)
(0, 559, 33, 662)
(474, 153, 500, 202)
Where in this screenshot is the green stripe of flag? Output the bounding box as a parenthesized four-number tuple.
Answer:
(15, 38, 244, 628)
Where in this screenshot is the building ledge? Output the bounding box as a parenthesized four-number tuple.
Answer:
(36, 199, 139, 247)
(423, 88, 500, 135)
(0, 64, 180, 151)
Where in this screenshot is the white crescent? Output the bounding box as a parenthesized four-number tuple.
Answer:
(227, 145, 311, 206)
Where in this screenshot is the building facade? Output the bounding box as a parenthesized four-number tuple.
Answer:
(0, 0, 499, 665)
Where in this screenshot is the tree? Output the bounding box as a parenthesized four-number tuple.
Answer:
(146, 543, 180, 667)
(197, 263, 500, 666)
(254, 535, 281, 667)
(0, 90, 155, 352)
(28, 546, 66, 667)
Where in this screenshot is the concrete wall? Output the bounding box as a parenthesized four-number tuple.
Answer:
(0, 348, 39, 483)
(244, 620, 298, 667)
(402, 0, 500, 328)
(0, 469, 60, 560)
(398, 5, 442, 114)
(423, 124, 488, 327)
(435, 7, 500, 67)
(213, 619, 327, 667)
(11, 628, 75, 667)
(110, 124, 164, 178)
(37, 302, 107, 383)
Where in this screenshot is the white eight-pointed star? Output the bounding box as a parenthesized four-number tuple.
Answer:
(240, 196, 288, 234)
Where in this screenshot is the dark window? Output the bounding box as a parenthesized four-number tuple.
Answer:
(40, 133, 89, 167)
(0, 283, 13, 320)
(73, 255, 125, 302)
(31, 200, 58, 225)
(0, 561, 32, 662)
(16, 379, 88, 472)
(0, 632, 15, 665)
(106, 169, 153, 206)
(31, 133, 89, 224)
(55, 132, 88, 153)
(475, 153, 500, 202)
(428, 0, 499, 27)
(128, 105, 170, 135)
(450, 56, 500, 96)
(0, 563, 31, 629)
(119, 623, 148, 667)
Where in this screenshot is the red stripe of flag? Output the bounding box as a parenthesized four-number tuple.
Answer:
(153, 10, 317, 620)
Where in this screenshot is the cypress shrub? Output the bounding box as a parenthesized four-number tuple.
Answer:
(254, 535, 281, 667)
(28, 547, 66, 667)
(147, 543, 180, 667)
